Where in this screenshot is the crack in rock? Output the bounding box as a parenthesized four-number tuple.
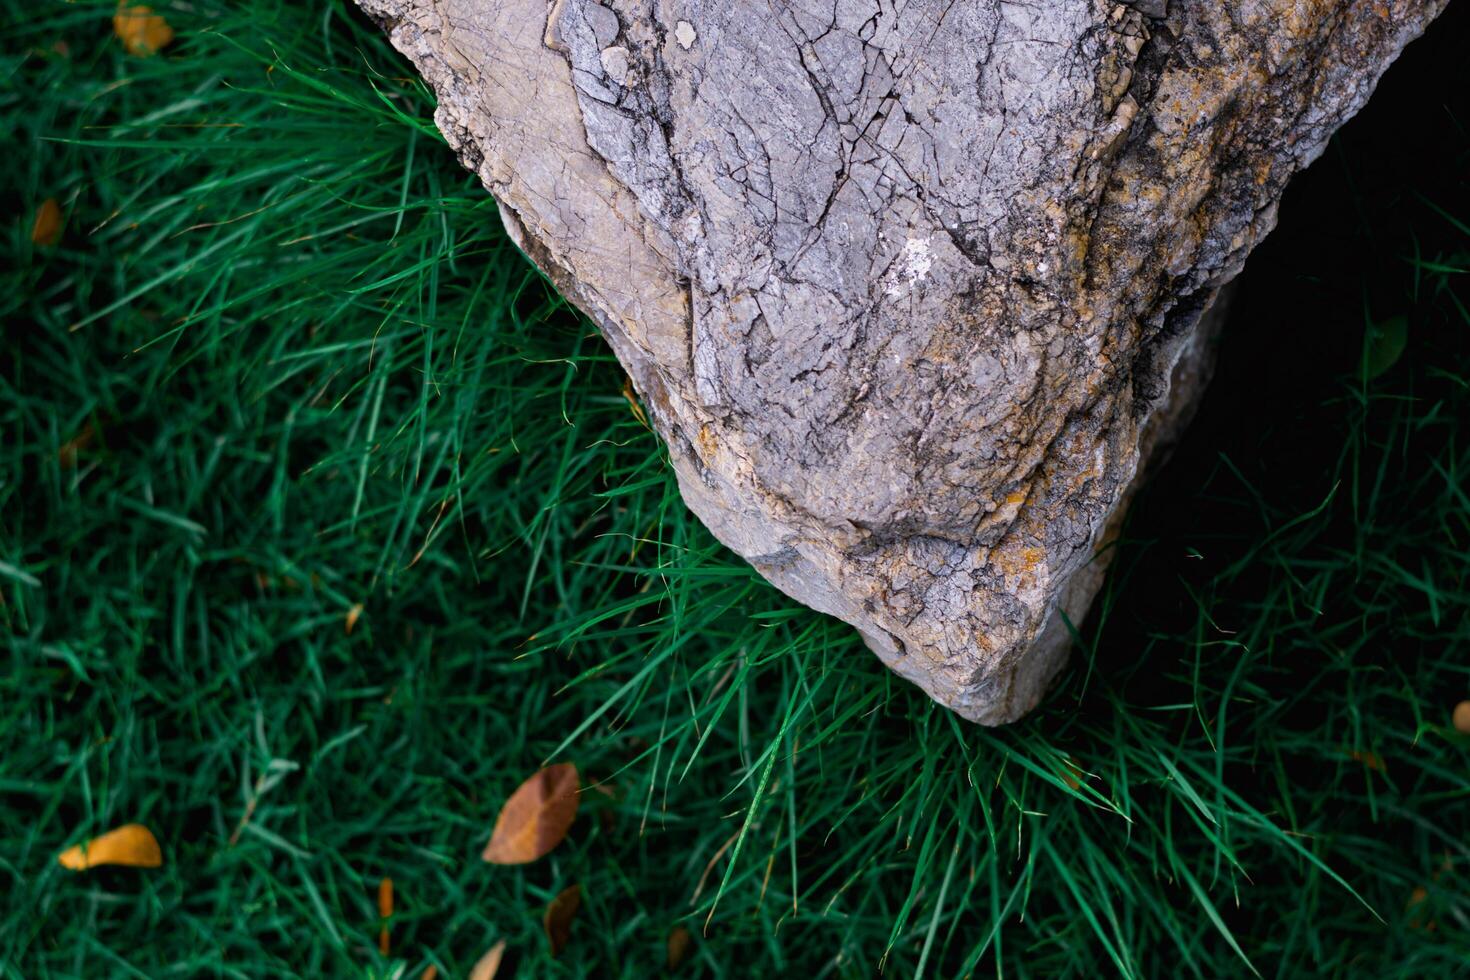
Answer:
(358, 0, 1447, 723)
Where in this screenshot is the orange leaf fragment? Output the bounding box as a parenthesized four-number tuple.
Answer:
(1453, 700, 1470, 735)
(543, 884, 581, 957)
(346, 602, 364, 635)
(377, 877, 393, 955)
(113, 5, 174, 57)
(482, 763, 579, 864)
(378, 876, 394, 917)
(468, 939, 506, 980)
(420, 968, 438, 980)
(621, 376, 649, 428)
(31, 198, 63, 247)
(667, 924, 694, 970)
(57, 823, 162, 870)
(1349, 749, 1385, 772)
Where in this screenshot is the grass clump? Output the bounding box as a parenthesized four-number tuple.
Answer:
(3, 1, 1468, 976)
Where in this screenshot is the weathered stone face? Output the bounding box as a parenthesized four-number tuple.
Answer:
(358, 0, 1446, 723)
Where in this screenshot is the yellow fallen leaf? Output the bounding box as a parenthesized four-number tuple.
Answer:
(346, 602, 364, 635)
(31, 198, 63, 247)
(482, 763, 579, 864)
(57, 823, 162, 870)
(113, 5, 174, 57)
(468, 939, 506, 980)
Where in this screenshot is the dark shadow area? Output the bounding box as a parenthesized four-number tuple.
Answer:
(1096, 0, 1469, 666)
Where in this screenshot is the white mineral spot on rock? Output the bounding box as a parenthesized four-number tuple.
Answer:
(905, 237, 932, 279)
(599, 45, 630, 85)
(886, 237, 933, 297)
(674, 20, 696, 49)
(680, 210, 703, 243)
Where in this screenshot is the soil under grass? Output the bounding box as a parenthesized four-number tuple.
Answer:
(3, 1, 1468, 976)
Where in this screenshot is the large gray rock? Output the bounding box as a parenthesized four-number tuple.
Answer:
(358, 0, 1445, 723)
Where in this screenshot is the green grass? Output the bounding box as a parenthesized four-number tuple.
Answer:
(3, 2, 1468, 976)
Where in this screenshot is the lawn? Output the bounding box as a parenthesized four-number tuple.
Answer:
(3, 1, 1468, 976)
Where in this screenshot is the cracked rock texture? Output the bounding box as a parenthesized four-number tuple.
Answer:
(358, 0, 1446, 723)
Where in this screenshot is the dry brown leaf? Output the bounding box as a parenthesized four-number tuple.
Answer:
(468, 939, 506, 980)
(482, 763, 579, 864)
(57, 823, 162, 870)
(1407, 884, 1437, 931)
(420, 967, 438, 980)
(589, 780, 619, 833)
(666, 925, 693, 970)
(1453, 700, 1470, 734)
(346, 602, 364, 635)
(543, 884, 581, 957)
(58, 422, 96, 469)
(31, 198, 62, 247)
(113, 5, 174, 57)
(377, 877, 393, 956)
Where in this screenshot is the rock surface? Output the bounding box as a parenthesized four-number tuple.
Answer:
(358, 0, 1446, 723)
